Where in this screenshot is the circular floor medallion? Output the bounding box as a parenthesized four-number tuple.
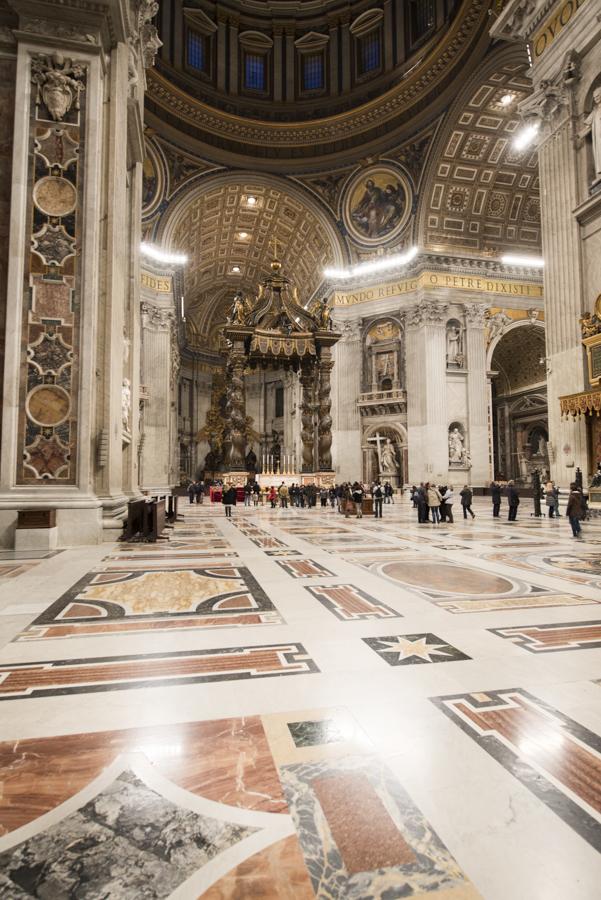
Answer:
(33, 175, 77, 218)
(26, 384, 71, 427)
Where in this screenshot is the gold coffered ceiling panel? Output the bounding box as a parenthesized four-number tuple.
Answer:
(423, 59, 540, 254)
(159, 177, 345, 346)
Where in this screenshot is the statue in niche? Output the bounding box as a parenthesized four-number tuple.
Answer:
(448, 426, 465, 464)
(446, 323, 463, 366)
(380, 438, 399, 474)
(585, 87, 601, 183)
(121, 378, 131, 433)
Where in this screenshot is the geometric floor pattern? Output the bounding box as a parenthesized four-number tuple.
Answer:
(1, 496, 601, 897)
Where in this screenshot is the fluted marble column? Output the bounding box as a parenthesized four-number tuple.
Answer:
(406, 300, 449, 483)
(465, 303, 491, 485)
(331, 318, 362, 480)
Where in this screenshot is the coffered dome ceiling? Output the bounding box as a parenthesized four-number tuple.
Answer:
(147, 0, 493, 167)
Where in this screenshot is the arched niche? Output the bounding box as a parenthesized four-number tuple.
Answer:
(362, 317, 403, 393)
(489, 319, 548, 482)
(362, 421, 407, 487)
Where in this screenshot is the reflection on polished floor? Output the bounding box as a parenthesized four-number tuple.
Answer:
(1, 497, 601, 898)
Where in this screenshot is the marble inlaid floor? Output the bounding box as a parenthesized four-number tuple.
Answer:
(1, 497, 601, 898)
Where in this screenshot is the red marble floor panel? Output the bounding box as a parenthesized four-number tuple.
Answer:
(312, 771, 416, 873)
(490, 620, 601, 653)
(0, 717, 286, 835)
(305, 584, 402, 621)
(199, 835, 315, 899)
(275, 559, 335, 579)
(0, 643, 318, 700)
(433, 688, 601, 852)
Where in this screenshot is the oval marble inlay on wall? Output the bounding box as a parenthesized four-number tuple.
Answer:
(26, 384, 71, 427)
(33, 175, 77, 217)
(381, 561, 514, 595)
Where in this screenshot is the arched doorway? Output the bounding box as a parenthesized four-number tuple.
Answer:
(489, 321, 548, 482)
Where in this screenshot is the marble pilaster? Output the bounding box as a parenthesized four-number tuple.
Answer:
(405, 300, 449, 484)
(331, 318, 362, 480)
(464, 304, 491, 485)
(139, 295, 178, 494)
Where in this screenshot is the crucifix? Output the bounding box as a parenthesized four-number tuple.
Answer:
(269, 237, 281, 261)
(367, 432, 385, 473)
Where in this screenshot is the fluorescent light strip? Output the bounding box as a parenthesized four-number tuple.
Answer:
(324, 246, 418, 280)
(140, 242, 188, 265)
(501, 254, 544, 268)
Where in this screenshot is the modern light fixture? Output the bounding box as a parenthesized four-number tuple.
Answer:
(324, 246, 419, 281)
(140, 242, 188, 265)
(501, 254, 544, 268)
(231, 265, 241, 274)
(237, 231, 249, 240)
(500, 93, 514, 106)
(513, 120, 540, 151)
(246, 196, 257, 207)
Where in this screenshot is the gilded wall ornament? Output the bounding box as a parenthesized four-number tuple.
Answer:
(33, 175, 77, 216)
(31, 54, 86, 122)
(342, 164, 412, 246)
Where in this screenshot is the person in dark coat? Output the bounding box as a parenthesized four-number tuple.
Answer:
(372, 481, 384, 518)
(194, 480, 204, 504)
(566, 484, 585, 538)
(187, 481, 196, 504)
(506, 480, 520, 521)
(491, 482, 501, 518)
(222, 484, 237, 518)
(416, 483, 428, 524)
(460, 485, 475, 519)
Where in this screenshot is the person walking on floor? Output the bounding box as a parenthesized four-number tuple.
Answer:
(222, 484, 236, 518)
(566, 483, 585, 539)
(506, 480, 520, 521)
(372, 481, 384, 518)
(187, 481, 196, 504)
(460, 485, 475, 519)
(268, 486, 277, 508)
(244, 481, 252, 507)
(545, 480, 557, 518)
(553, 483, 561, 517)
(442, 485, 454, 524)
(194, 480, 204, 504)
(491, 481, 501, 518)
(252, 481, 260, 506)
(427, 483, 442, 524)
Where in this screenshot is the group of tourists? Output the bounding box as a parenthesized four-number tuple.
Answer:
(215, 479, 396, 517)
(411, 480, 522, 524)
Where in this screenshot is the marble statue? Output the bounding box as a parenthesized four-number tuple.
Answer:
(380, 437, 398, 473)
(121, 378, 131, 432)
(446, 324, 462, 365)
(585, 88, 601, 182)
(448, 427, 464, 463)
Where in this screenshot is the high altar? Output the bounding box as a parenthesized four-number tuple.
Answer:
(220, 257, 340, 486)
